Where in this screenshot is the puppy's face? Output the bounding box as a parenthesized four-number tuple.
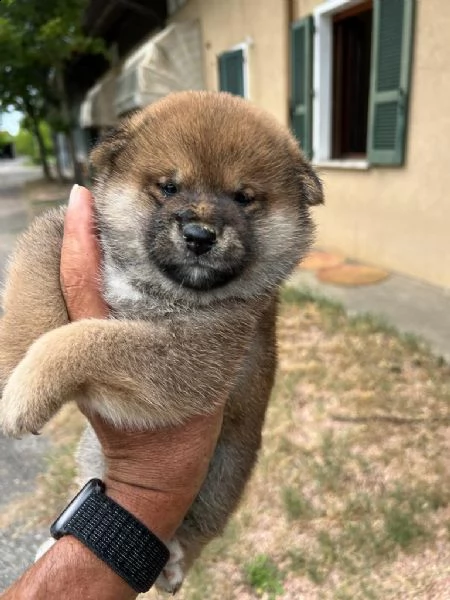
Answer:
(92, 92, 323, 303)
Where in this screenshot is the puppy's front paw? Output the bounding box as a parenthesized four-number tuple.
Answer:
(0, 359, 57, 438)
(156, 538, 185, 594)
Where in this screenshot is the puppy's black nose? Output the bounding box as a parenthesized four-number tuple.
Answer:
(182, 223, 216, 255)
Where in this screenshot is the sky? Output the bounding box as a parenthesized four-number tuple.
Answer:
(0, 110, 22, 135)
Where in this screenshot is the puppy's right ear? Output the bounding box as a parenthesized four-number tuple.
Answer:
(90, 123, 129, 172)
(91, 108, 149, 172)
(301, 161, 324, 207)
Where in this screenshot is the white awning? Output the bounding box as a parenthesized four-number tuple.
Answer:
(115, 21, 204, 117)
(79, 71, 117, 128)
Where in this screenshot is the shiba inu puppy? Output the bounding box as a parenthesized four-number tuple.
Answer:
(0, 91, 322, 592)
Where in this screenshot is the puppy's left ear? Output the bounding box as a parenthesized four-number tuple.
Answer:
(300, 161, 324, 206)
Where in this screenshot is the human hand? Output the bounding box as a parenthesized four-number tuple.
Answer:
(60, 185, 224, 541)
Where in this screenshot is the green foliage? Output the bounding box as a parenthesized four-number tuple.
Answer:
(0, 0, 106, 173)
(13, 127, 34, 157)
(0, 129, 13, 145)
(244, 555, 284, 599)
(14, 121, 53, 160)
(0, 0, 105, 71)
(0, 0, 105, 109)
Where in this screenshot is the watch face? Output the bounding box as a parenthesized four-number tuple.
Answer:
(50, 479, 105, 539)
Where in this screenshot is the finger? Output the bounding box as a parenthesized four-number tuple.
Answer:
(61, 185, 109, 320)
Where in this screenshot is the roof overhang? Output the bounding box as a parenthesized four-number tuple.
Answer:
(115, 21, 204, 116)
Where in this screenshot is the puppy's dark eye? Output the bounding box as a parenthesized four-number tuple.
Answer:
(233, 191, 254, 206)
(160, 181, 179, 196)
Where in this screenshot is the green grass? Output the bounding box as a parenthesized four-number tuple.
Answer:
(281, 285, 344, 313)
(244, 554, 284, 599)
(282, 480, 447, 588)
(282, 486, 316, 521)
(307, 430, 353, 492)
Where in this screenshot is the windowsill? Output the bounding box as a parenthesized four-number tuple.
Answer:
(312, 159, 370, 170)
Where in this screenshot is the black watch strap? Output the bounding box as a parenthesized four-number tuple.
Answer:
(50, 479, 170, 593)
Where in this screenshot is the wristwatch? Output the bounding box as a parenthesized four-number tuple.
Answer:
(50, 478, 170, 593)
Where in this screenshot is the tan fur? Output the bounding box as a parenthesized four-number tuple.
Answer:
(0, 91, 322, 592)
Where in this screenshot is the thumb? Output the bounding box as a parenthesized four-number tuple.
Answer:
(60, 185, 109, 321)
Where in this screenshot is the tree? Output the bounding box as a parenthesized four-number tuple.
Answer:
(0, 130, 13, 145)
(0, 19, 53, 177)
(14, 120, 53, 164)
(0, 0, 105, 180)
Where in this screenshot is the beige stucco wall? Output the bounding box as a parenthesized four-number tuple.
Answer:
(171, 0, 450, 288)
(169, 0, 289, 126)
(295, 0, 450, 289)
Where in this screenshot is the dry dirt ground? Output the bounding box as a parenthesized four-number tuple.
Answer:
(2, 289, 449, 599)
(153, 289, 450, 600)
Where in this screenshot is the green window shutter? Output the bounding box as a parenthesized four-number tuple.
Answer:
(218, 49, 245, 97)
(368, 0, 415, 166)
(291, 16, 314, 159)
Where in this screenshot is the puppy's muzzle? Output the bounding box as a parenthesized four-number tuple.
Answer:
(182, 223, 217, 256)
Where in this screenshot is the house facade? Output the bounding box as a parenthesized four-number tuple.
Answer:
(77, 0, 450, 289)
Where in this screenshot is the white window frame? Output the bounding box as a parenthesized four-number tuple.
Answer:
(219, 40, 252, 99)
(313, 0, 370, 168)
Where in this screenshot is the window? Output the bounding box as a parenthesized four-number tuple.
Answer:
(290, 0, 415, 166)
(218, 47, 248, 98)
(331, 1, 372, 158)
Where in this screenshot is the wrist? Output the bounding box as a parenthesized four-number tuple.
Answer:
(47, 479, 171, 594)
(104, 477, 190, 543)
(6, 536, 137, 600)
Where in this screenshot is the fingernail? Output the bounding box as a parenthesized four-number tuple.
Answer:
(69, 184, 80, 206)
